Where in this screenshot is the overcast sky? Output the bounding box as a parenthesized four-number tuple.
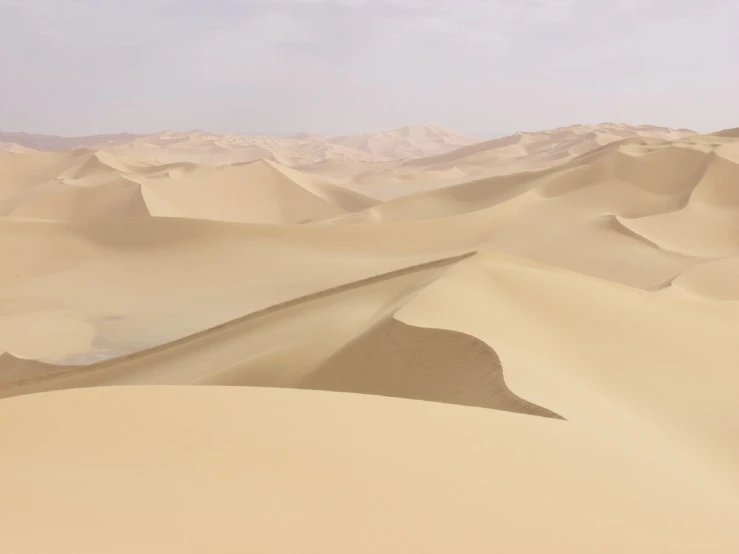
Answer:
(1, 0, 737, 136)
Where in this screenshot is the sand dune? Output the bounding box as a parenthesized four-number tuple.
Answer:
(407, 123, 694, 171)
(335, 123, 696, 199)
(319, 132, 739, 289)
(0, 252, 557, 418)
(0, 151, 377, 223)
(710, 127, 739, 138)
(0, 124, 478, 165)
(2, 122, 739, 551)
(139, 159, 377, 223)
(0, 215, 491, 364)
(0, 142, 35, 153)
(397, 252, 739, 491)
(3, 386, 739, 554)
(1, 124, 700, 223)
(6, 178, 150, 220)
(4, 248, 738, 485)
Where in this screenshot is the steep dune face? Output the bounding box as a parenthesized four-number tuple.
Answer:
(0, 251, 557, 419)
(140, 160, 349, 224)
(6, 179, 150, 221)
(616, 140, 739, 257)
(298, 318, 560, 417)
(0, 152, 374, 223)
(396, 253, 739, 492)
(0, 150, 154, 219)
(0, 256, 463, 394)
(2, 131, 737, 365)
(6, 247, 739, 492)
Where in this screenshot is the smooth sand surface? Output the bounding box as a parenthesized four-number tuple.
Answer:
(2, 386, 739, 554)
(1, 123, 739, 552)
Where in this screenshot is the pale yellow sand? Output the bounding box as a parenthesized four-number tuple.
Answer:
(0, 124, 478, 165)
(1, 123, 738, 552)
(0, 215, 490, 362)
(663, 256, 739, 299)
(335, 123, 695, 199)
(2, 387, 739, 554)
(0, 150, 374, 223)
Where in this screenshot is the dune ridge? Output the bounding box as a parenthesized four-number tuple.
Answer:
(0, 250, 559, 418)
(0, 124, 478, 165)
(0, 151, 379, 223)
(2, 122, 739, 552)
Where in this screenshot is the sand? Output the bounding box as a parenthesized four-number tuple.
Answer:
(0, 124, 478, 165)
(2, 386, 739, 553)
(1, 122, 738, 552)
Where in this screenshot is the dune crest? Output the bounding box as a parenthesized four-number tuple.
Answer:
(0, 125, 478, 165)
(2, 122, 739, 551)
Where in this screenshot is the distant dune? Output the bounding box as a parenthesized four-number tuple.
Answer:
(2, 122, 739, 552)
(0, 141, 36, 153)
(333, 123, 697, 199)
(0, 122, 692, 168)
(0, 124, 478, 165)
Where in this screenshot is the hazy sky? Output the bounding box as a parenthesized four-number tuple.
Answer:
(1, 0, 737, 136)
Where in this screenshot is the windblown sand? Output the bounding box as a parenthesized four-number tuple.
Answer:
(1, 123, 738, 553)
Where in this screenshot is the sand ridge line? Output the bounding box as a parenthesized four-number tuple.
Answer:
(0, 251, 476, 394)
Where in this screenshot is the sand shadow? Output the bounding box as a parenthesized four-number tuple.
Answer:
(298, 318, 563, 419)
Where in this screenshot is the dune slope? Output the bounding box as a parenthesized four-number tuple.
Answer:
(2, 123, 739, 552)
(1, 386, 738, 554)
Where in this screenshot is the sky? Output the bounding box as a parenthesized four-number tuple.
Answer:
(1, 0, 737, 137)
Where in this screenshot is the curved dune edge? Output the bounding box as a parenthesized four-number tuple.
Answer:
(0, 214, 497, 364)
(292, 318, 562, 418)
(0, 251, 559, 419)
(298, 133, 739, 290)
(3, 132, 739, 294)
(6, 179, 151, 221)
(1, 386, 738, 553)
(0, 150, 377, 224)
(395, 251, 739, 494)
(3, 127, 739, 554)
(710, 127, 739, 138)
(0, 352, 71, 384)
(660, 256, 739, 300)
(0, 253, 472, 392)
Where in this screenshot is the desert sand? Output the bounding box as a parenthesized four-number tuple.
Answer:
(2, 122, 739, 552)
(0, 124, 479, 165)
